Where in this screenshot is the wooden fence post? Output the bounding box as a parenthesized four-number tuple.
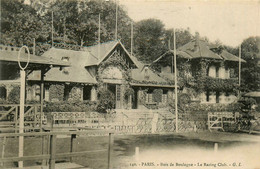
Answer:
(108, 133, 113, 169)
(70, 134, 76, 162)
(49, 134, 56, 169)
(1, 136, 6, 167)
(15, 106, 18, 133)
(214, 143, 218, 153)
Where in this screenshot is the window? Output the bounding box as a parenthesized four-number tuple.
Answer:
(216, 67, 220, 78)
(216, 92, 220, 103)
(83, 86, 91, 100)
(206, 91, 210, 102)
(0, 87, 7, 99)
(61, 56, 70, 62)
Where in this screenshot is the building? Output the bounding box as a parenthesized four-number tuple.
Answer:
(153, 39, 246, 104)
(27, 40, 174, 109)
(0, 45, 69, 102)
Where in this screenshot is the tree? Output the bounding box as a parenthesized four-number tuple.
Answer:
(165, 28, 193, 49)
(0, 0, 49, 49)
(133, 19, 167, 63)
(240, 36, 260, 91)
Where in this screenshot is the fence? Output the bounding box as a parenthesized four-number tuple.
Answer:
(0, 130, 114, 169)
(0, 104, 44, 132)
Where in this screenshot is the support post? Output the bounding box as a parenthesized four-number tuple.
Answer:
(18, 70, 25, 168)
(49, 134, 57, 169)
(108, 133, 113, 169)
(40, 69, 45, 165)
(1, 136, 6, 167)
(214, 143, 218, 153)
(135, 147, 139, 161)
(70, 134, 76, 162)
(15, 106, 18, 133)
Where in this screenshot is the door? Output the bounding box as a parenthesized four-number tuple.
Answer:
(116, 84, 121, 109)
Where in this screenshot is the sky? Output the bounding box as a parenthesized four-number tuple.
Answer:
(119, 0, 260, 47)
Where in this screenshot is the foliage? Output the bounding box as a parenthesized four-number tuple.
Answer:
(165, 28, 194, 49)
(7, 86, 20, 104)
(168, 100, 242, 114)
(124, 87, 135, 100)
(152, 89, 163, 104)
(225, 36, 260, 91)
(1, 0, 49, 49)
(240, 36, 260, 91)
(69, 86, 82, 101)
(97, 51, 131, 82)
(49, 84, 64, 101)
(44, 100, 97, 112)
(96, 88, 115, 113)
(1, 0, 132, 54)
(134, 19, 167, 63)
(238, 97, 257, 110)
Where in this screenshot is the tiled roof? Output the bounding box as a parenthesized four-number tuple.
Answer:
(219, 50, 246, 62)
(177, 40, 223, 60)
(153, 39, 245, 64)
(131, 67, 173, 87)
(28, 41, 143, 84)
(28, 47, 97, 84)
(0, 47, 70, 67)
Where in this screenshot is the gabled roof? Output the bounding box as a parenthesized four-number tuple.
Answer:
(28, 47, 97, 84)
(83, 40, 141, 68)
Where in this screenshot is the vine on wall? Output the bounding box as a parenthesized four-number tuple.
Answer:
(49, 84, 65, 101)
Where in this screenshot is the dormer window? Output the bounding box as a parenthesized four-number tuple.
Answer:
(144, 67, 149, 80)
(62, 56, 70, 62)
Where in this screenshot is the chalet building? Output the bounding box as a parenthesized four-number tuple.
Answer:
(27, 41, 174, 109)
(153, 39, 246, 104)
(0, 45, 69, 101)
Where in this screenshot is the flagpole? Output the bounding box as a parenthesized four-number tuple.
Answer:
(239, 45, 241, 87)
(98, 13, 101, 59)
(51, 11, 54, 47)
(131, 22, 133, 56)
(173, 28, 178, 133)
(115, 0, 118, 40)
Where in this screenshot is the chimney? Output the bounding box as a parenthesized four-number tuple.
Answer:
(194, 32, 200, 52)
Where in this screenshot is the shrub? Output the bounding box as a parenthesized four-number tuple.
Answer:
(152, 89, 163, 104)
(7, 86, 20, 103)
(44, 100, 97, 112)
(96, 88, 115, 113)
